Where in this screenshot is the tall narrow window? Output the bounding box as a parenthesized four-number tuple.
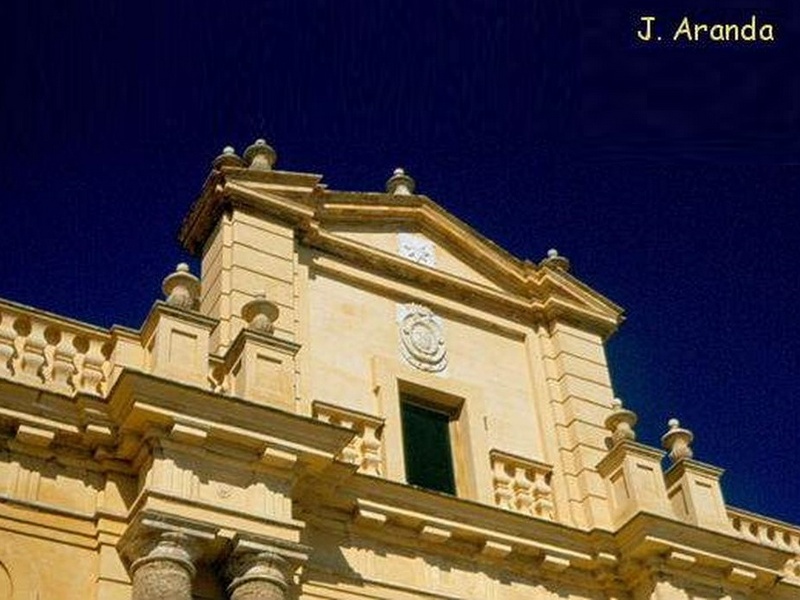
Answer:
(400, 394, 456, 494)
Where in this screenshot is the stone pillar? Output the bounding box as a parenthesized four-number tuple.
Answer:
(227, 549, 294, 600)
(130, 532, 197, 600)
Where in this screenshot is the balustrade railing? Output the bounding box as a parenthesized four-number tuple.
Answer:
(313, 401, 384, 476)
(490, 449, 554, 520)
(728, 507, 800, 577)
(0, 300, 113, 397)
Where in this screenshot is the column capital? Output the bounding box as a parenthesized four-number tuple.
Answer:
(130, 531, 199, 578)
(226, 537, 311, 600)
(120, 521, 213, 600)
(118, 512, 216, 570)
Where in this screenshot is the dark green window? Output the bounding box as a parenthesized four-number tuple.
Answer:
(400, 395, 456, 495)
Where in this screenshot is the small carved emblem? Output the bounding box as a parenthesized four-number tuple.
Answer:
(398, 304, 447, 372)
(398, 233, 436, 267)
(216, 483, 234, 499)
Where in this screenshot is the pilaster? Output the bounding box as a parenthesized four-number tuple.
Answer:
(536, 320, 616, 529)
(181, 140, 323, 354)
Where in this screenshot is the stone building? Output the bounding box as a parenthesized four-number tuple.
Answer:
(0, 140, 798, 600)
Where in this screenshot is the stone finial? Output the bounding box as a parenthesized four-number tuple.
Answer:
(162, 263, 200, 310)
(661, 418, 694, 463)
(213, 145, 245, 169)
(241, 292, 279, 334)
(386, 167, 416, 195)
(604, 398, 638, 446)
(243, 139, 277, 171)
(540, 248, 571, 272)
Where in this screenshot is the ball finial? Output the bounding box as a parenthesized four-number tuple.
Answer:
(386, 167, 415, 195)
(213, 145, 245, 169)
(243, 138, 277, 171)
(162, 263, 200, 310)
(662, 418, 694, 463)
(540, 248, 570, 271)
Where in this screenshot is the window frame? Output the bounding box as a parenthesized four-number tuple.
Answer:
(371, 356, 493, 503)
(399, 392, 458, 494)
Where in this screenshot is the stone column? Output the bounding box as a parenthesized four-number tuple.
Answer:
(227, 549, 294, 600)
(130, 532, 197, 600)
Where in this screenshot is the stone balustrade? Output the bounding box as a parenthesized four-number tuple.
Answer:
(490, 450, 555, 521)
(0, 300, 113, 396)
(728, 507, 800, 577)
(312, 401, 384, 476)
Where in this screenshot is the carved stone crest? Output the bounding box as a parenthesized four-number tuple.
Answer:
(398, 233, 436, 267)
(397, 304, 447, 372)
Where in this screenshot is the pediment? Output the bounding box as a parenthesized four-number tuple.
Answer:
(311, 192, 623, 334)
(181, 171, 624, 337)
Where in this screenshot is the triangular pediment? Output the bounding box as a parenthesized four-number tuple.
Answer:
(181, 169, 624, 337)
(312, 191, 623, 334)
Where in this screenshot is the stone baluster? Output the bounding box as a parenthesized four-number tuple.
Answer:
(73, 336, 105, 394)
(40, 325, 58, 383)
(100, 340, 113, 391)
(0, 311, 16, 376)
(227, 549, 294, 600)
(46, 326, 77, 393)
(513, 465, 535, 514)
(491, 458, 514, 510)
(130, 532, 198, 600)
(13, 317, 46, 384)
(336, 417, 362, 466)
(361, 422, 383, 476)
(531, 470, 555, 520)
(312, 402, 385, 476)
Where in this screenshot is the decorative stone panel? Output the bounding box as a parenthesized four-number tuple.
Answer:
(397, 233, 436, 267)
(396, 303, 448, 373)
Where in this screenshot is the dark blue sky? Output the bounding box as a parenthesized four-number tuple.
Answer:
(2, 1, 798, 524)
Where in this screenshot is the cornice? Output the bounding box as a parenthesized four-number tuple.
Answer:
(316, 193, 528, 289)
(105, 370, 354, 465)
(295, 469, 799, 596)
(179, 168, 321, 254)
(139, 301, 219, 342)
(614, 512, 792, 586)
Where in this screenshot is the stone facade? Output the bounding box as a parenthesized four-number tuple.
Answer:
(0, 139, 798, 599)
